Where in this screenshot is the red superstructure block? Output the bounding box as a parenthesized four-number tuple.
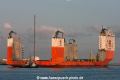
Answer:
(7, 47, 13, 61)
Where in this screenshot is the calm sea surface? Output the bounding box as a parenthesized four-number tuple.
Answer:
(0, 65, 120, 80)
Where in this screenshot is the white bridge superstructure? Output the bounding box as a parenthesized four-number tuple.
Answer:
(99, 28, 115, 61)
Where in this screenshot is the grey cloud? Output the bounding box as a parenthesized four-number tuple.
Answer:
(27, 26, 87, 40)
(3, 23, 12, 29)
(64, 28, 87, 38)
(86, 25, 102, 34)
(113, 29, 120, 38)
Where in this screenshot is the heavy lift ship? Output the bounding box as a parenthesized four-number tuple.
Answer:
(6, 27, 115, 68)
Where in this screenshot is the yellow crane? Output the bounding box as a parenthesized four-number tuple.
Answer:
(89, 50, 97, 62)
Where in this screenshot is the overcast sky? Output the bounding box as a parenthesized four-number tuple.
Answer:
(0, 0, 120, 63)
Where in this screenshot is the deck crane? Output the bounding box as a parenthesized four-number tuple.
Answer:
(69, 39, 75, 44)
(55, 30, 64, 38)
(9, 31, 17, 38)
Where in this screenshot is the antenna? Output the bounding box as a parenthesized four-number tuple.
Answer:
(34, 15, 36, 61)
(22, 46, 24, 60)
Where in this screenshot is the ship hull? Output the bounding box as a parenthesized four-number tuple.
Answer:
(6, 50, 114, 68)
(6, 61, 106, 68)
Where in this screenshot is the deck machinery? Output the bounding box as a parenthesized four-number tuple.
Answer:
(6, 27, 115, 68)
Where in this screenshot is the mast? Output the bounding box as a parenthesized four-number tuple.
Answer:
(34, 15, 36, 61)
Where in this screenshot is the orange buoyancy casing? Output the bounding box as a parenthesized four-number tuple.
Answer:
(52, 38, 64, 61)
(7, 47, 13, 61)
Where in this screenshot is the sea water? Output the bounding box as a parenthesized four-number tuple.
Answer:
(0, 65, 120, 80)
